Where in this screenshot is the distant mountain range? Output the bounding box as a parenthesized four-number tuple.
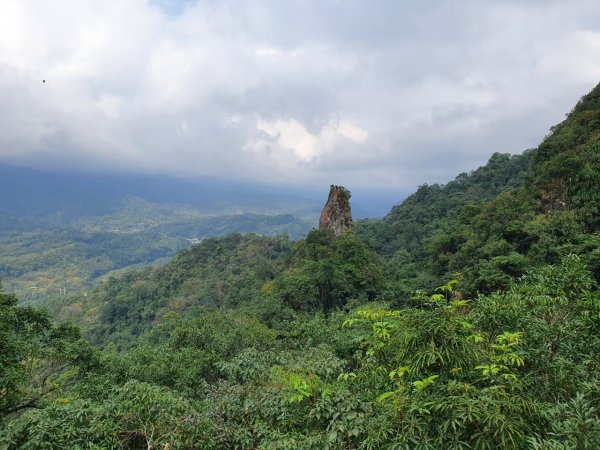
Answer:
(0, 165, 399, 221)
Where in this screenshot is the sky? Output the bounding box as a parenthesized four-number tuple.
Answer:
(0, 0, 599, 194)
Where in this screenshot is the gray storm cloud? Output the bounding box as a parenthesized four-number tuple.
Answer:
(0, 0, 599, 190)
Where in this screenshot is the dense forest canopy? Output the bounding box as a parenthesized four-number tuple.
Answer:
(2, 84, 600, 448)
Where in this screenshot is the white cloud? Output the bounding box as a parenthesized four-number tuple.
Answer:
(0, 0, 599, 191)
(252, 117, 368, 163)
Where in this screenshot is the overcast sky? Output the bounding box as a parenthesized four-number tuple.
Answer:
(1, 0, 599, 192)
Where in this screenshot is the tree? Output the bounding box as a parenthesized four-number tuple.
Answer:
(0, 285, 95, 420)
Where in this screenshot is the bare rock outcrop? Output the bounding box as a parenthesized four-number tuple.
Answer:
(319, 185, 353, 237)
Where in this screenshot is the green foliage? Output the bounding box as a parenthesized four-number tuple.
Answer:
(3, 254, 600, 449)
(355, 151, 532, 298)
(276, 229, 383, 314)
(57, 233, 293, 348)
(528, 389, 600, 450)
(1, 381, 215, 450)
(0, 286, 95, 421)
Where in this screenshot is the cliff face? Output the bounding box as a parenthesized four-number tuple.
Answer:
(319, 185, 353, 237)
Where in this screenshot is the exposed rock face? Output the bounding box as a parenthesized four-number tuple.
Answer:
(319, 185, 353, 237)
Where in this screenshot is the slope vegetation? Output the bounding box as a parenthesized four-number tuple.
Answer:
(357, 82, 600, 296)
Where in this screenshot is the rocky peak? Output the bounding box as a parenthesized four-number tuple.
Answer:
(319, 185, 353, 237)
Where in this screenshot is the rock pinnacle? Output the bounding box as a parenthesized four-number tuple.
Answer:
(319, 185, 353, 237)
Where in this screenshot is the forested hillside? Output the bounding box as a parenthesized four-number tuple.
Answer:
(0, 194, 312, 302)
(2, 84, 600, 449)
(357, 82, 600, 297)
(355, 150, 532, 294)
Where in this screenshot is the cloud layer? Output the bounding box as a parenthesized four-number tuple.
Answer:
(1, 0, 599, 190)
